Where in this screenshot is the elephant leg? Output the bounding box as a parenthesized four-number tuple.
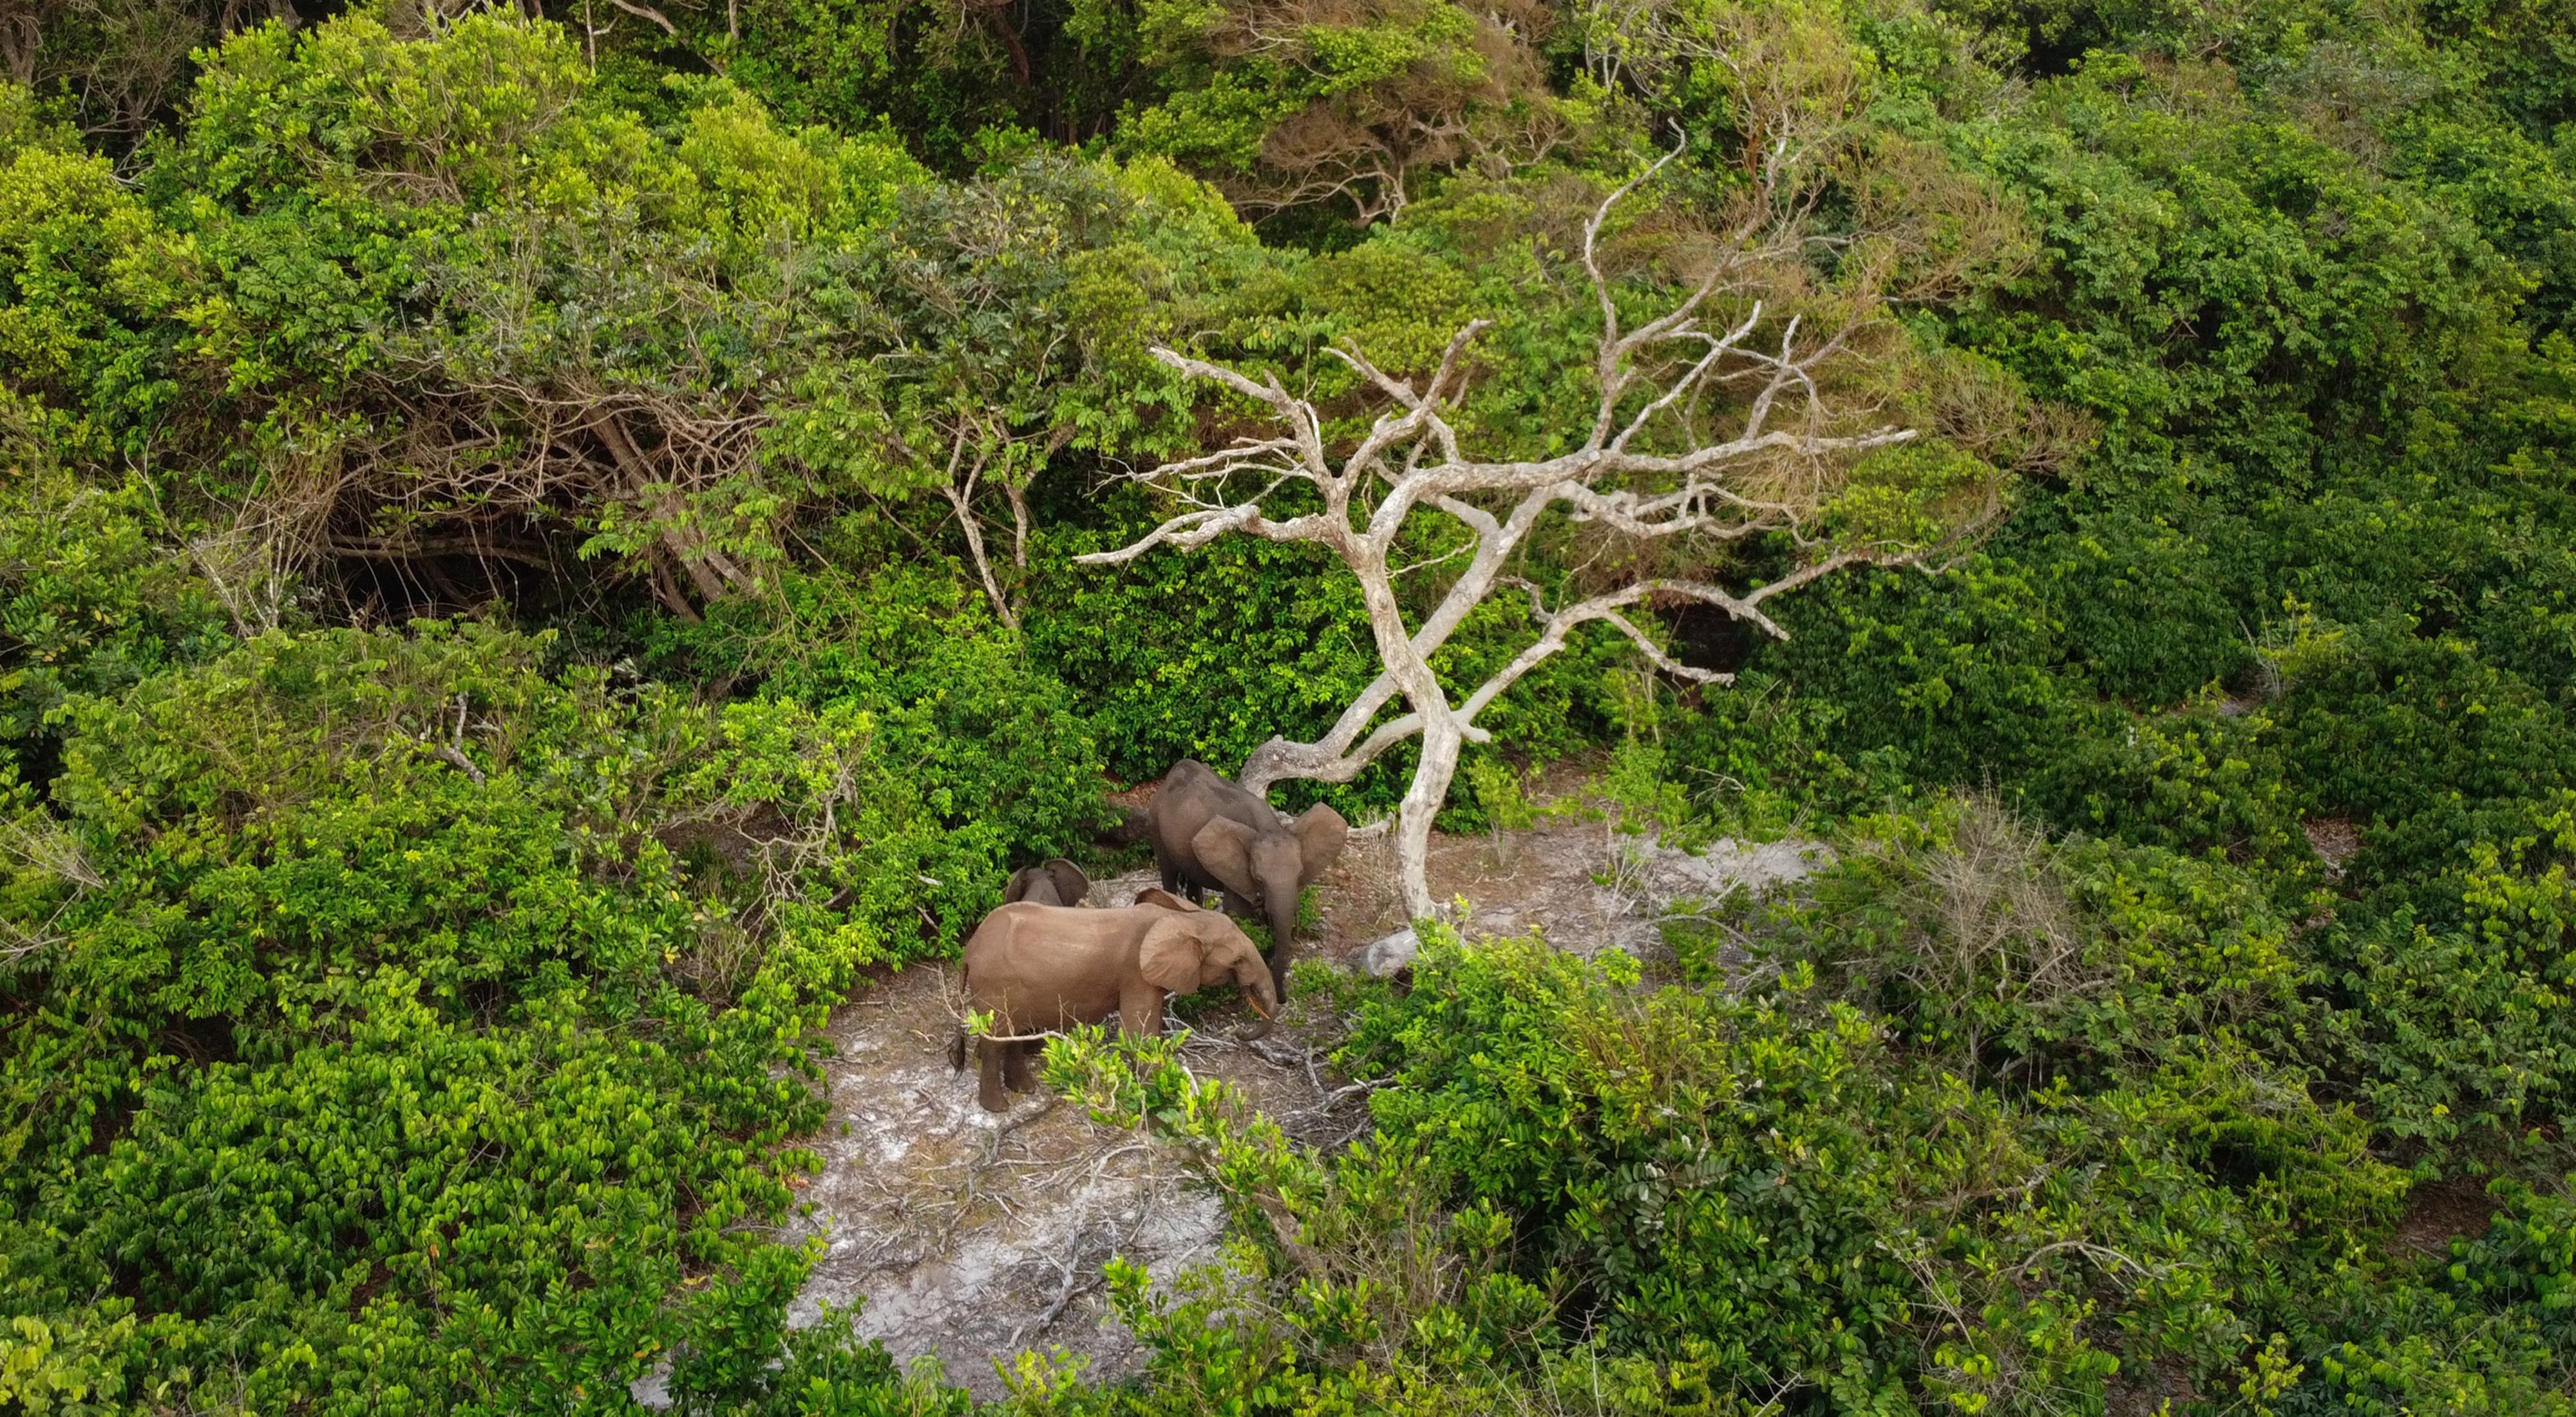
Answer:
(976, 1038, 1009, 1112)
(1002, 1039, 1038, 1094)
(1219, 889, 1255, 920)
(1173, 868, 1217, 910)
(1120, 983, 1166, 1040)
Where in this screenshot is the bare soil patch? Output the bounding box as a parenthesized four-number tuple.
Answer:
(2108, 1355, 2204, 1416)
(2303, 817, 2362, 873)
(2391, 1174, 2501, 1262)
(777, 789, 1822, 1398)
(780, 908, 1366, 1400)
(1312, 775, 1824, 967)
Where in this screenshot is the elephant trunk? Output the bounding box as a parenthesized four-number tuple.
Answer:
(1238, 949, 1282, 1041)
(1264, 891, 1298, 997)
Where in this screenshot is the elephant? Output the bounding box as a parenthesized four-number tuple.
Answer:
(1146, 759, 1349, 997)
(1004, 858, 1090, 908)
(950, 888, 1277, 1112)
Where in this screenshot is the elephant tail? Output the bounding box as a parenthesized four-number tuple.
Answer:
(948, 1026, 967, 1072)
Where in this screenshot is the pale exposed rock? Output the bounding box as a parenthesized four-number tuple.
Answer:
(786, 958, 1355, 1402)
(1359, 926, 1420, 978)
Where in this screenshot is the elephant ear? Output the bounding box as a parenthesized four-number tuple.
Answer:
(1191, 816, 1260, 900)
(1135, 888, 1199, 912)
(1137, 917, 1203, 995)
(1045, 859, 1091, 908)
(1003, 865, 1044, 905)
(1293, 803, 1350, 888)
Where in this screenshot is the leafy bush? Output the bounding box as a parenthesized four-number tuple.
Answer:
(645, 564, 1115, 861)
(5, 0, 2576, 1406)
(1041, 897, 2415, 1412)
(2311, 795, 2576, 1151)
(0, 619, 1007, 1411)
(0, 410, 227, 781)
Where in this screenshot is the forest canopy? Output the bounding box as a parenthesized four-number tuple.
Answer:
(4, 0, 2575, 1411)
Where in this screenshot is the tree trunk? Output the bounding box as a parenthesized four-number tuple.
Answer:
(666, 527, 729, 604)
(646, 544, 703, 622)
(1349, 548, 1457, 922)
(591, 410, 743, 610)
(1395, 716, 1463, 920)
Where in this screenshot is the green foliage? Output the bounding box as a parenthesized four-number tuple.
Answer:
(723, 0, 1137, 172)
(0, 618, 1016, 1411)
(1039, 1014, 1777, 1415)
(1045, 904, 2421, 1412)
(668, 1251, 971, 1415)
(0, 408, 227, 778)
(1005, 796, 2576, 1410)
(1119, 0, 1566, 225)
(5, 0, 2575, 1409)
(2309, 795, 2576, 1151)
(1726, 795, 2309, 1074)
(1660, 672, 1915, 837)
(1025, 524, 1386, 788)
(2446, 1181, 2576, 1347)
(0, 120, 174, 432)
(644, 563, 1115, 861)
(0, 85, 79, 161)
(99, 11, 944, 615)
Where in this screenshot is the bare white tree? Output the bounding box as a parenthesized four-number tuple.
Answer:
(1076, 144, 1967, 920)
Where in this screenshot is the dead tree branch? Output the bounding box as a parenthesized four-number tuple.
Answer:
(1077, 142, 1935, 918)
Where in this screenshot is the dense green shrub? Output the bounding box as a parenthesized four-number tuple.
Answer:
(0, 413, 228, 781)
(0, 618, 1059, 1411)
(1019, 791, 2576, 1412)
(1025, 523, 1387, 790)
(1046, 904, 2414, 1412)
(3, 0, 2574, 1405)
(644, 565, 1114, 858)
(2308, 795, 2576, 1152)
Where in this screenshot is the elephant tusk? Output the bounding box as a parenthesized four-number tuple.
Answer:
(1247, 994, 1273, 1019)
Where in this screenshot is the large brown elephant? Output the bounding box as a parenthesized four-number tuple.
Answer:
(1148, 759, 1348, 996)
(1004, 858, 1090, 908)
(951, 889, 1276, 1112)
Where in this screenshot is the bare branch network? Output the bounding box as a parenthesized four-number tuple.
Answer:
(1077, 146, 1925, 917)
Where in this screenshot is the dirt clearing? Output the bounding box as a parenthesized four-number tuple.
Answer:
(779, 872, 1367, 1400)
(775, 789, 1821, 1399)
(1314, 789, 1824, 969)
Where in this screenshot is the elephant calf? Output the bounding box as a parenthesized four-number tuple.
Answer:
(952, 889, 1277, 1112)
(1005, 858, 1090, 908)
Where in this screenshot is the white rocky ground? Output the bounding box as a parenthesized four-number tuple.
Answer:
(747, 795, 1823, 1402)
